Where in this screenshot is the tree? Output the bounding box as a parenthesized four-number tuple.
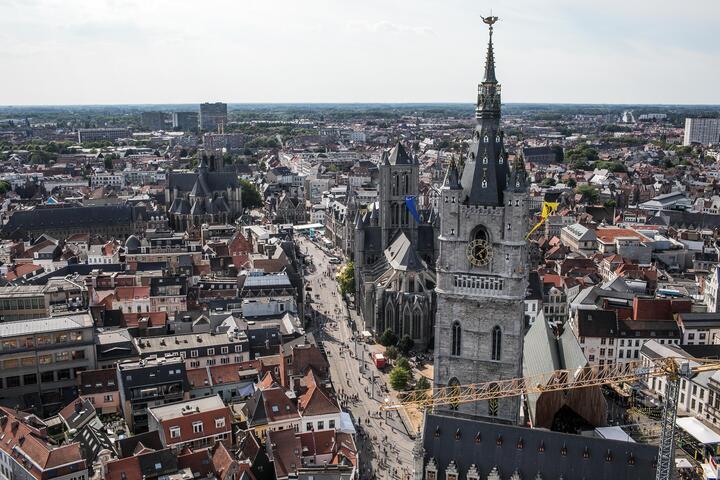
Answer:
(397, 335, 414, 355)
(395, 356, 411, 371)
(104, 156, 114, 171)
(415, 376, 431, 391)
(576, 184, 599, 204)
(389, 366, 410, 391)
(239, 179, 263, 209)
(540, 177, 556, 188)
(566, 178, 577, 188)
(0, 180, 11, 195)
(336, 262, 355, 296)
(385, 345, 398, 360)
(379, 329, 398, 347)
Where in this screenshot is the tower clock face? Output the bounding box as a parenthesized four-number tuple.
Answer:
(466, 239, 492, 267)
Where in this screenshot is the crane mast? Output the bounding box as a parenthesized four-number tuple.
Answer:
(383, 357, 720, 480)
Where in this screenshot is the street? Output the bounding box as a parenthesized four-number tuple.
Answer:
(299, 236, 416, 480)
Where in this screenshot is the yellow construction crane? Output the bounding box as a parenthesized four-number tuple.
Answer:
(382, 357, 720, 480)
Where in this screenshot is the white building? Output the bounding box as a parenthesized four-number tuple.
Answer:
(684, 118, 720, 146)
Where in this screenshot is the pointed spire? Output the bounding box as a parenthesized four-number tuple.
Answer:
(483, 19, 497, 83)
(444, 156, 462, 190)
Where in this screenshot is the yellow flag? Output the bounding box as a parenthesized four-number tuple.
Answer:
(526, 201, 560, 239)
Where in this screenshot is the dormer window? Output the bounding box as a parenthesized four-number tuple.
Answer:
(481, 180, 487, 189)
(484, 135, 489, 143)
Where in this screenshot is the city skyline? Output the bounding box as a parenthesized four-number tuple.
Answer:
(1, 0, 719, 106)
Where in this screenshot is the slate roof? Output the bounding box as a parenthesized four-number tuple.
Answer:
(1, 205, 146, 237)
(384, 232, 426, 272)
(422, 414, 657, 480)
(167, 171, 239, 192)
(385, 142, 415, 165)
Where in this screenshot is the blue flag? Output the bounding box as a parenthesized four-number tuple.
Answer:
(404, 195, 422, 224)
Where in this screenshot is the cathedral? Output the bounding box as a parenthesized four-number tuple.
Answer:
(354, 142, 438, 349)
(165, 156, 243, 231)
(432, 16, 529, 424)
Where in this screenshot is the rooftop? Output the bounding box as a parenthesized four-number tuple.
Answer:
(0, 313, 93, 338)
(148, 395, 226, 421)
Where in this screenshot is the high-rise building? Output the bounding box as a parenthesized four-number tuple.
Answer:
(433, 18, 529, 423)
(172, 111, 199, 131)
(140, 111, 166, 130)
(684, 118, 720, 146)
(199, 102, 228, 132)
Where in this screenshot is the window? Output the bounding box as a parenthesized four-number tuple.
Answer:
(6, 376, 20, 388)
(491, 326, 502, 361)
(600, 348, 606, 357)
(104, 394, 113, 402)
(329, 419, 335, 429)
(221, 347, 228, 354)
(170, 426, 181, 438)
(23, 374, 37, 385)
(306, 422, 313, 431)
(41, 371, 54, 382)
(235, 345, 242, 353)
(318, 421, 324, 430)
(207, 348, 215, 356)
(601, 338, 606, 346)
(451, 322, 461, 356)
(215, 417, 226, 428)
(190, 350, 198, 358)
(192, 422, 203, 433)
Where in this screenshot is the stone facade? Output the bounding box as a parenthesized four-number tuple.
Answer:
(355, 143, 438, 348)
(433, 21, 529, 423)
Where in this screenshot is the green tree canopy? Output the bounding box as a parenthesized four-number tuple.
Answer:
(239, 179, 263, 209)
(540, 177, 556, 188)
(385, 345, 398, 360)
(415, 376, 431, 391)
(397, 335, 414, 355)
(576, 184, 599, 204)
(389, 366, 411, 391)
(379, 329, 398, 347)
(336, 262, 355, 296)
(0, 181, 11, 195)
(395, 356, 411, 371)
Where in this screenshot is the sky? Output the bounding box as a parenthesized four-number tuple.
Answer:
(1, 0, 719, 105)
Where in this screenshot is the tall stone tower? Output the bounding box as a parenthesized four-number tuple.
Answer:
(378, 142, 419, 251)
(433, 17, 529, 424)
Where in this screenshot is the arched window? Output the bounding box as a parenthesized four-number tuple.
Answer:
(384, 303, 394, 335)
(472, 226, 488, 243)
(491, 326, 502, 361)
(448, 377, 461, 410)
(403, 308, 411, 337)
(412, 308, 422, 339)
(451, 321, 462, 356)
(404, 173, 409, 194)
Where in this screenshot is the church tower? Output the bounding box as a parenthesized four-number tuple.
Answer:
(378, 142, 420, 251)
(433, 17, 529, 424)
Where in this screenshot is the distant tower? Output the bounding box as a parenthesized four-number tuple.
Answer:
(433, 16, 530, 424)
(378, 142, 420, 250)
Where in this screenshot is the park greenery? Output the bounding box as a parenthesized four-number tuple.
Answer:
(389, 365, 411, 391)
(336, 262, 355, 296)
(575, 184, 599, 204)
(239, 179, 263, 210)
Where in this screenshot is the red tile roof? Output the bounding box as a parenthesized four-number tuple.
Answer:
(115, 286, 150, 301)
(0, 407, 86, 479)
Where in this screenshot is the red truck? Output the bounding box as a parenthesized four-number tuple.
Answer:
(371, 352, 386, 369)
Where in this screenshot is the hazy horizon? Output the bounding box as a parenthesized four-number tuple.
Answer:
(2, 0, 719, 105)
